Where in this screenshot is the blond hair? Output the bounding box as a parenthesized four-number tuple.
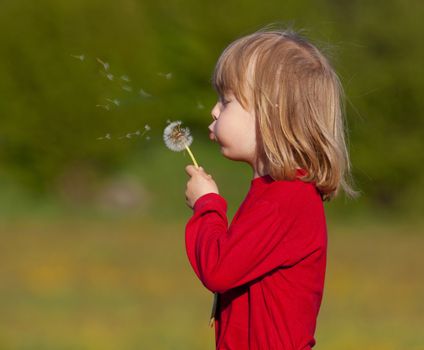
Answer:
(212, 27, 360, 202)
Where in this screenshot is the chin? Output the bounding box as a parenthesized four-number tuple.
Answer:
(220, 148, 246, 162)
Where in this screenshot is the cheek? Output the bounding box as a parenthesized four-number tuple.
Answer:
(218, 117, 256, 151)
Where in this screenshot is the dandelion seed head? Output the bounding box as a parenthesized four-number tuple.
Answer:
(163, 120, 193, 152)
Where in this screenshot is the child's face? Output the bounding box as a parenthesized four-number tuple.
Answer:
(209, 93, 257, 164)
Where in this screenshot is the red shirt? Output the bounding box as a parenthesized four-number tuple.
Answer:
(185, 170, 327, 350)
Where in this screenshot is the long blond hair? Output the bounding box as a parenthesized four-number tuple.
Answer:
(212, 28, 360, 202)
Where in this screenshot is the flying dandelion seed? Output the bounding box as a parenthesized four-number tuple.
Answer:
(114, 125, 151, 141)
(96, 104, 110, 111)
(120, 75, 130, 82)
(135, 124, 151, 138)
(166, 119, 171, 124)
(97, 133, 112, 140)
(197, 101, 205, 109)
(122, 85, 133, 92)
(139, 88, 152, 98)
(106, 73, 114, 81)
(158, 72, 172, 80)
(71, 54, 85, 61)
(96, 57, 110, 71)
(146, 136, 151, 141)
(117, 132, 133, 140)
(106, 98, 120, 106)
(163, 120, 199, 168)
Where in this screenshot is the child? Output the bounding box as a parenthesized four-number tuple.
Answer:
(184, 27, 358, 350)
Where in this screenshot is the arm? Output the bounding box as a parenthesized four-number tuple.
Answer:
(185, 189, 322, 294)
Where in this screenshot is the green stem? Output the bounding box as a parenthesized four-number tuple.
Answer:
(185, 145, 199, 168)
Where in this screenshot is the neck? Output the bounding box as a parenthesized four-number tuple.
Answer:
(251, 160, 269, 180)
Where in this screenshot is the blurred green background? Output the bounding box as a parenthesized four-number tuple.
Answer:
(0, 0, 423, 349)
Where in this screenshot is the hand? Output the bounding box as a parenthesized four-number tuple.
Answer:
(185, 165, 219, 209)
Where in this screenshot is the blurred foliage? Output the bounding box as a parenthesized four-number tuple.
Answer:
(0, 0, 423, 220)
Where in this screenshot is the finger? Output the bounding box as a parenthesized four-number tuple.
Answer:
(185, 165, 196, 176)
(197, 166, 208, 176)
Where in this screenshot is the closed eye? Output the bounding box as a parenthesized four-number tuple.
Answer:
(220, 97, 231, 106)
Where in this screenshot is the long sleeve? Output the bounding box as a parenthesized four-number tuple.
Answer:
(185, 188, 323, 294)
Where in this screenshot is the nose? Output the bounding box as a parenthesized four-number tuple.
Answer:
(211, 102, 220, 120)
(209, 102, 220, 141)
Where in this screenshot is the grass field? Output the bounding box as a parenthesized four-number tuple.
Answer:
(0, 217, 423, 350)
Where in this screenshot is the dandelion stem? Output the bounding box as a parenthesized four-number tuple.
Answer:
(185, 145, 199, 168)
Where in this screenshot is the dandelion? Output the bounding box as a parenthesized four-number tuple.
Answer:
(163, 120, 199, 168)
